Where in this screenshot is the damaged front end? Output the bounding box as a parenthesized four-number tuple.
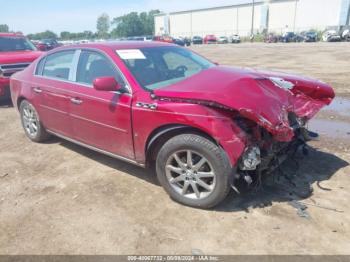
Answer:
(234, 76, 334, 183)
(235, 112, 314, 183)
(152, 66, 335, 187)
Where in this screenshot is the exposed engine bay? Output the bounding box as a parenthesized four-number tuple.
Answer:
(234, 112, 318, 190)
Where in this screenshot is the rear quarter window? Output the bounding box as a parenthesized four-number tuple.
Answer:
(35, 57, 46, 75)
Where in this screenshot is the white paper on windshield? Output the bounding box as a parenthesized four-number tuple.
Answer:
(116, 49, 146, 60)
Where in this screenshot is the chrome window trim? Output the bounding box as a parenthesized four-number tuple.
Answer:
(69, 49, 81, 82)
(17, 77, 132, 99)
(0, 62, 31, 67)
(35, 56, 47, 76)
(35, 74, 83, 85)
(33, 47, 132, 95)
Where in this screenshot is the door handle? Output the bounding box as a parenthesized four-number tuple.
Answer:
(71, 98, 83, 105)
(33, 87, 42, 94)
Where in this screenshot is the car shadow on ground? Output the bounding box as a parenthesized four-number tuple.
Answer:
(216, 149, 349, 212)
(58, 139, 159, 185)
(58, 138, 348, 212)
(0, 100, 13, 108)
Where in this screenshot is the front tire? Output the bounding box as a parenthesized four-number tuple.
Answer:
(156, 134, 232, 208)
(20, 100, 50, 142)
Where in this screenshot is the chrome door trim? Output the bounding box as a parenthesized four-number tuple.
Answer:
(69, 49, 82, 82)
(70, 113, 128, 133)
(47, 130, 145, 168)
(70, 97, 83, 105)
(33, 87, 42, 93)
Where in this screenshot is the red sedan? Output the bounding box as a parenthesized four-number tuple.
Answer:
(10, 41, 334, 208)
(204, 35, 217, 44)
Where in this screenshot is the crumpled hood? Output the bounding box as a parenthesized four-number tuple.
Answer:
(0, 51, 43, 64)
(153, 66, 335, 142)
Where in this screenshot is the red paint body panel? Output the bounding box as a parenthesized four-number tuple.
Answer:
(10, 42, 335, 167)
(131, 91, 247, 164)
(68, 86, 134, 159)
(153, 66, 335, 142)
(33, 77, 73, 137)
(0, 51, 43, 64)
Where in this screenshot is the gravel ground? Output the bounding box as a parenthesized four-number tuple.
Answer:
(0, 42, 349, 255)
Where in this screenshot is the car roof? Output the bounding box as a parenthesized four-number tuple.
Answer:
(0, 33, 25, 38)
(59, 41, 176, 51)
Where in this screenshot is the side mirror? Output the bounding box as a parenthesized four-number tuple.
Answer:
(93, 76, 121, 92)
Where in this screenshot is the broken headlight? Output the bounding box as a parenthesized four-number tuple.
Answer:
(239, 146, 261, 171)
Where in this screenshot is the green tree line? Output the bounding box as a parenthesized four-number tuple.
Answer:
(0, 24, 9, 32)
(1, 9, 161, 40)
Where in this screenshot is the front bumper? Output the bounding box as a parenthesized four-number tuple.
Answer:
(236, 113, 311, 175)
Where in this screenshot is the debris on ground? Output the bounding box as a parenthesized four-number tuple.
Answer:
(300, 201, 344, 213)
(288, 200, 310, 219)
(317, 181, 332, 191)
(1, 173, 9, 178)
(192, 249, 205, 255)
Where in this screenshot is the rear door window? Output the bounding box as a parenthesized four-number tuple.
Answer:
(42, 51, 75, 80)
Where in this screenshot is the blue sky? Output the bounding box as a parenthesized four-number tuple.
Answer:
(0, 0, 248, 34)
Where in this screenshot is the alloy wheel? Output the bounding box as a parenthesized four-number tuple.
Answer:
(165, 150, 216, 199)
(22, 104, 39, 138)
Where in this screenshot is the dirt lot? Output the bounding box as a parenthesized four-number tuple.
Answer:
(0, 42, 349, 255)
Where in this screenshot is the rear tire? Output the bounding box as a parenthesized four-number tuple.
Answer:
(19, 100, 50, 142)
(156, 134, 232, 208)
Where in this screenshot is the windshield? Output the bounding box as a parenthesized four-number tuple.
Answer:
(118, 46, 214, 90)
(0, 36, 37, 52)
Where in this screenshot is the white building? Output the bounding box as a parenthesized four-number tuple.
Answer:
(154, 0, 350, 37)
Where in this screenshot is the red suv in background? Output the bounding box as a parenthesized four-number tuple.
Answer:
(0, 33, 42, 102)
(204, 35, 217, 44)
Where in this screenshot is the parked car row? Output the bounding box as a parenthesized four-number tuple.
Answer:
(153, 29, 350, 45)
(32, 39, 62, 51)
(27, 28, 350, 53)
(265, 30, 350, 43)
(151, 35, 241, 45)
(191, 35, 241, 44)
(322, 30, 342, 42)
